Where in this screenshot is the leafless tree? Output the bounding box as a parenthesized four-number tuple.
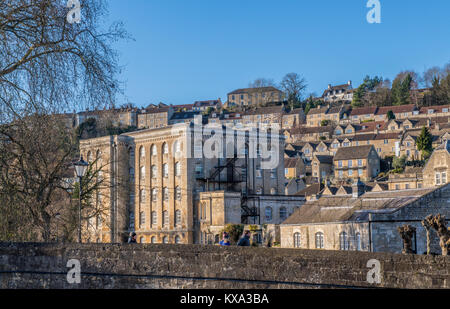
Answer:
(0, 115, 112, 242)
(248, 78, 276, 88)
(0, 1, 126, 242)
(0, 0, 127, 120)
(280, 73, 307, 107)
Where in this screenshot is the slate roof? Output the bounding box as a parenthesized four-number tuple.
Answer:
(283, 185, 444, 224)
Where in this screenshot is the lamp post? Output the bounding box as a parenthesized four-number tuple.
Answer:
(74, 156, 89, 243)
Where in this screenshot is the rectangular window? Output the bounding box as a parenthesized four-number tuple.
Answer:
(436, 173, 441, 185)
(338, 161, 343, 168)
(348, 160, 353, 168)
(442, 172, 447, 184)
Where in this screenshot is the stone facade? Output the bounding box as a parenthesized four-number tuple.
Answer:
(1, 243, 448, 289)
(80, 124, 288, 245)
(281, 184, 450, 255)
(423, 141, 450, 188)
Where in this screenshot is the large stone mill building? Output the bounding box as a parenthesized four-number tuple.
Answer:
(80, 123, 305, 244)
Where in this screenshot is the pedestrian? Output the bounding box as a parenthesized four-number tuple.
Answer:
(219, 232, 231, 246)
(128, 232, 137, 244)
(237, 230, 251, 247)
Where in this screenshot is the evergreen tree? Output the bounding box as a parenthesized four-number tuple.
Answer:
(386, 110, 395, 120)
(417, 126, 433, 159)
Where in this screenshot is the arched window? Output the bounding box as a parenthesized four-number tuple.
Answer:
(162, 143, 169, 154)
(163, 236, 168, 244)
(356, 233, 361, 251)
(162, 211, 169, 227)
(265, 207, 273, 222)
(140, 166, 145, 180)
(175, 235, 181, 244)
(151, 165, 157, 178)
(151, 144, 157, 156)
(175, 210, 181, 227)
(151, 236, 157, 244)
(151, 188, 158, 202)
(339, 232, 349, 250)
(175, 162, 181, 176)
(293, 232, 301, 248)
(139, 211, 145, 228)
(163, 187, 169, 201)
(173, 140, 181, 154)
(139, 146, 145, 160)
(175, 186, 181, 201)
(315, 232, 324, 249)
(139, 189, 146, 202)
(279, 207, 287, 220)
(151, 211, 157, 226)
(163, 164, 169, 178)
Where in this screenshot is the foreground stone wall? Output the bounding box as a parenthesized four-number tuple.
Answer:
(0, 243, 448, 289)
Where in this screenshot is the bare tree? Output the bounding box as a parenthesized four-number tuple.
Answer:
(0, 0, 127, 120)
(0, 115, 112, 242)
(280, 73, 307, 107)
(0, 1, 125, 242)
(248, 78, 276, 88)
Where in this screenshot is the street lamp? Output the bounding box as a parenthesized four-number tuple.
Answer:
(74, 156, 89, 243)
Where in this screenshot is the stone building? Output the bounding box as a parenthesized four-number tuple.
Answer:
(280, 182, 450, 254)
(227, 87, 283, 107)
(137, 104, 173, 129)
(80, 123, 303, 245)
(423, 141, 450, 188)
(322, 81, 353, 103)
(388, 167, 423, 190)
(333, 145, 380, 181)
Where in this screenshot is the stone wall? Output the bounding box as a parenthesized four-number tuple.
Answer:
(0, 243, 448, 289)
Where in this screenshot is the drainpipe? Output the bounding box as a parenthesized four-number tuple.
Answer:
(368, 213, 373, 252)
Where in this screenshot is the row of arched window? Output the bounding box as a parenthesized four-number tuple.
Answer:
(293, 231, 362, 250)
(138, 141, 182, 160)
(140, 235, 182, 244)
(139, 162, 182, 180)
(139, 187, 182, 203)
(139, 210, 182, 228)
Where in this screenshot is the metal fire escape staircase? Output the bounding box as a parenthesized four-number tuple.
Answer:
(196, 154, 260, 224)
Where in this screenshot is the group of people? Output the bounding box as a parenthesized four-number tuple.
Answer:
(127, 230, 253, 246)
(219, 230, 251, 247)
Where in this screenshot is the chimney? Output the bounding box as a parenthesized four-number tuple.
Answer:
(352, 178, 364, 198)
(348, 80, 352, 86)
(328, 84, 332, 90)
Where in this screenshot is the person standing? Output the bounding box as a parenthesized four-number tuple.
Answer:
(128, 232, 137, 244)
(237, 230, 251, 247)
(219, 232, 231, 246)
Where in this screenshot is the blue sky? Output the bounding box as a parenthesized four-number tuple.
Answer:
(105, 0, 450, 107)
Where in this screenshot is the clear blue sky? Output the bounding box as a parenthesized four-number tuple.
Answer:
(105, 0, 450, 107)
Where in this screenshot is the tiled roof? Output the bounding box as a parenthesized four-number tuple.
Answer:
(349, 106, 378, 116)
(314, 155, 333, 164)
(333, 145, 374, 161)
(375, 104, 417, 115)
(243, 105, 284, 116)
(228, 86, 281, 95)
